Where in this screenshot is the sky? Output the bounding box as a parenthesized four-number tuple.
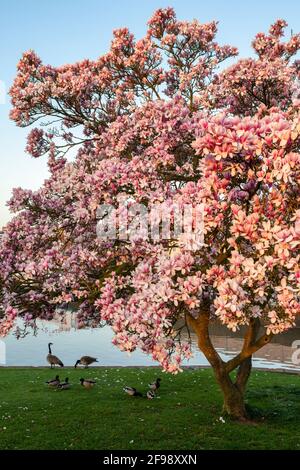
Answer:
(0, 0, 299, 228)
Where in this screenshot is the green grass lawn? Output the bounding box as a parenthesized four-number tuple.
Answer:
(0, 367, 299, 450)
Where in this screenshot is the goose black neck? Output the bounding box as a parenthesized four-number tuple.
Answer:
(48, 343, 52, 354)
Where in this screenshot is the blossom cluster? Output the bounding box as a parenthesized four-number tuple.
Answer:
(1, 9, 300, 372)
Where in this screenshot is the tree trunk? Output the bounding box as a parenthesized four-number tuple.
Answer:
(187, 312, 262, 421)
(223, 388, 247, 419)
(213, 358, 248, 420)
(235, 357, 252, 395)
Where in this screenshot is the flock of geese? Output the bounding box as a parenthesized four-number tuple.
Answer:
(46, 375, 97, 390)
(45, 342, 162, 399)
(47, 342, 98, 369)
(123, 378, 161, 400)
(46, 342, 100, 390)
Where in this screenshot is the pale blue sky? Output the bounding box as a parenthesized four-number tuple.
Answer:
(1, 0, 299, 228)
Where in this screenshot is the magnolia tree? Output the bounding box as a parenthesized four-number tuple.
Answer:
(1, 8, 300, 420)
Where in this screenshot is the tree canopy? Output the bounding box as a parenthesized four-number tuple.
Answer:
(1, 7, 300, 418)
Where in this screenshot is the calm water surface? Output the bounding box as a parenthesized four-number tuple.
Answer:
(1, 319, 300, 371)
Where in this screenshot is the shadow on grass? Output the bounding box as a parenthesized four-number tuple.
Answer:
(245, 384, 300, 423)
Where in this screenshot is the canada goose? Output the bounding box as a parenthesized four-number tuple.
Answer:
(46, 343, 64, 368)
(58, 377, 70, 390)
(123, 386, 143, 397)
(148, 378, 161, 391)
(80, 378, 96, 389)
(46, 375, 60, 387)
(147, 390, 155, 399)
(74, 356, 98, 368)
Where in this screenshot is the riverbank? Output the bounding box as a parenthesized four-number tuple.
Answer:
(1, 364, 300, 374)
(0, 367, 299, 450)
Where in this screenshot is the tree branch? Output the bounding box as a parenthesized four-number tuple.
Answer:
(187, 310, 224, 369)
(234, 318, 260, 393)
(225, 326, 273, 373)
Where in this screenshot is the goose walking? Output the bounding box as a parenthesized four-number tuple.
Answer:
(74, 356, 98, 368)
(123, 386, 143, 397)
(46, 375, 60, 387)
(148, 378, 161, 391)
(80, 378, 96, 389)
(46, 343, 64, 368)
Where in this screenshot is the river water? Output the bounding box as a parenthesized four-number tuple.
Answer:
(1, 318, 300, 371)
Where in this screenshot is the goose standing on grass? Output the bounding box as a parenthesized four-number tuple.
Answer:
(147, 390, 155, 400)
(58, 378, 70, 390)
(148, 378, 161, 391)
(46, 343, 64, 368)
(46, 375, 60, 387)
(123, 386, 143, 397)
(80, 378, 96, 389)
(74, 356, 98, 368)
